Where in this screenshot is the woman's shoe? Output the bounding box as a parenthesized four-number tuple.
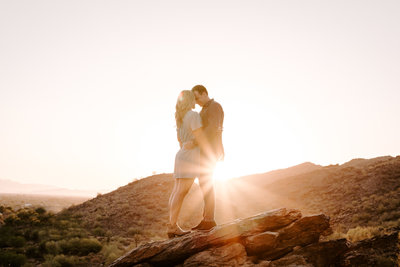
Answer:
(167, 224, 190, 238)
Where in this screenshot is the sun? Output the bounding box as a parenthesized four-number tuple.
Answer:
(212, 161, 238, 182)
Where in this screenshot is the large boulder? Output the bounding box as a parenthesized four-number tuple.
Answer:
(109, 208, 333, 266)
(271, 239, 350, 267)
(183, 243, 247, 267)
(109, 208, 399, 266)
(245, 214, 332, 261)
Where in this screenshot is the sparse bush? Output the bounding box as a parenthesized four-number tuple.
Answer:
(9, 236, 26, 247)
(128, 227, 142, 236)
(25, 245, 42, 259)
(95, 214, 103, 222)
(4, 214, 20, 225)
(35, 207, 46, 215)
(45, 240, 61, 255)
(93, 227, 106, 236)
(346, 226, 381, 242)
(0, 251, 27, 267)
(56, 220, 70, 229)
(101, 243, 124, 265)
(43, 254, 80, 267)
(119, 238, 131, 246)
(58, 238, 102, 256)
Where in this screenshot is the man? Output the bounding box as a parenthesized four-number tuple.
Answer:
(191, 85, 224, 230)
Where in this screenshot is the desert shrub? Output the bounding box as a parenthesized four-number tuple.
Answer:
(73, 212, 83, 219)
(380, 211, 400, 222)
(35, 207, 46, 215)
(376, 203, 387, 214)
(0, 227, 13, 247)
(45, 240, 61, 255)
(351, 212, 371, 224)
(9, 236, 26, 247)
(0, 251, 27, 267)
(326, 230, 346, 240)
(95, 214, 103, 222)
(23, 229, 32, 240)
(128, 227, 142, 236)
(92, 227, 106, 236)
(121, 203, 130, 210)
(58, 238, 102, 256)
(53, 255, 80, 267)
(382, 219, 400, 229)
(29, 229, 40, 242)
(101, 243, 124, 265)
(56, 220, 70, 229)
(38, 230, 49, 241)
(66, 228, 87, 238)
(25, 245, 42, 259)
(119, 238, 131, 246)
(48, 230, 62, 241)
(42, 254, 80, 267)
(346, 226, 381, 242)
(16, 209, 33, 220)
(4, 214, 20, 225)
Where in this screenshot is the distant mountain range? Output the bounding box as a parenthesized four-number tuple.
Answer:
(0, 179, 106, 197)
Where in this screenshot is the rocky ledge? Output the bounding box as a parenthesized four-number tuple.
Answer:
(109, 208, 399, 267)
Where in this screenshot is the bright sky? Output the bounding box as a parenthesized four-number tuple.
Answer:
(1, 0, 399, 191)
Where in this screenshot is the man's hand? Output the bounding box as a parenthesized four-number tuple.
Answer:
(183, 141, 196, 150)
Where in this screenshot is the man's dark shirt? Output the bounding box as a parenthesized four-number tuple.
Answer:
(200, 99, 224, 161)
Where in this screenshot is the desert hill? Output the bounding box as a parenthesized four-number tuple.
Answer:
(65, 155, 400, 244)
(264, 156, 400, 230)
(234, 161, 322, 188)
(64, 162, 322, 239)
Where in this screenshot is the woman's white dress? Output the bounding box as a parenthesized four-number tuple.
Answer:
(174, 110, 202, 178)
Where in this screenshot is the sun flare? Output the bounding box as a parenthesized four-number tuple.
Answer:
(212, 161, 237, 182)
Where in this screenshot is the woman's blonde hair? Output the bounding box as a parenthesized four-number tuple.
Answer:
(175, 90, 195, 129)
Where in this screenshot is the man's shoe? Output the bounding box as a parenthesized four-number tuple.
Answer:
(192, 220, 217, 231)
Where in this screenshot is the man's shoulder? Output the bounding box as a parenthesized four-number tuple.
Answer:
(210, 99, 223, 112)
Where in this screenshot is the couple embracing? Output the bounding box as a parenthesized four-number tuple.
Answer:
(168, 85, 224, 238)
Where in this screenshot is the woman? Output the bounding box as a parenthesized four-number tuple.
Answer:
(168, 90, 203, 238)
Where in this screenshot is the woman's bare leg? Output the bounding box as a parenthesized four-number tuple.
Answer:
(169, 179, 178, 208)
(169, 178, 195, 227)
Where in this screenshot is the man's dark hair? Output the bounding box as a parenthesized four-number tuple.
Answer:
(191, 85, 208, 95)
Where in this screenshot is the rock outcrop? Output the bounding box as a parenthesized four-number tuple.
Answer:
(109, 208, 399, 266)
(110, 208, 336, 266)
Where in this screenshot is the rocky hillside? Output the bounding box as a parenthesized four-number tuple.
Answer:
(264, 156, 400, 231)
(65, 156, 400, 243)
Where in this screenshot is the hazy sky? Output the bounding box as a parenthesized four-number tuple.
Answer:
(1, 0, 399, 191)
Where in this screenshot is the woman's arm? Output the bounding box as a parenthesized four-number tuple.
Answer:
(177, 130, 183, 148)
(192, 127, 206, 150)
